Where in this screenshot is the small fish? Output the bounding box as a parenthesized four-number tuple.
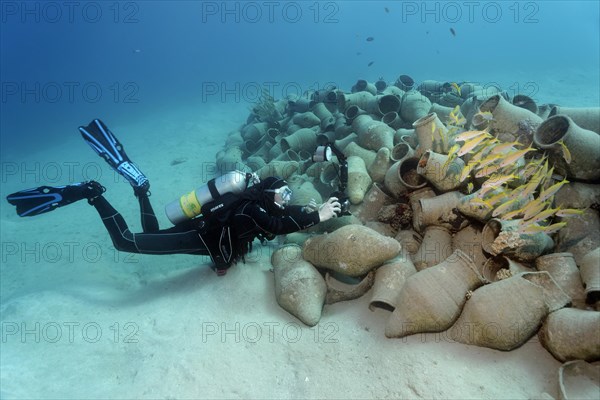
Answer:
(492, 198, 519, 217)
(488, 141, 520, 155)
(356, 52, 362, 56)
(523, 207, 558, 226)
(542, 222, 568, 234)
(457, 134, 489, 157)
(441, 130, 451, 151)
(384, 7, 389, 13)
(474, 111, 494, 122)
(523, 178, 542, 199)
(467, 182, 474, 194)
(518, 158, 543, 181)
(558, 140, 572, 164)
(517, 160, 547, 198)
(470, 146, 492, 164)
(450, 82, 461, 96)
(538, 178, 568, 203)
(469, 197, 493, 209)
(448, 106, 461, 124)
(508, 180, 539, 203)
(502, 208, 524, 220)
(368, 61, 374, 67)
(483, 190, 509, 206)
(366, 36, 374, 42)
(442, 149, 456, 174)
(475, 160, 515, 179)
(540, 157, 549, 175)
(518, 223, 544, 234)
(519, 222, 566, 235)
(476, 153, 503, 169)
(455, 129, 486, 142)
(455, 115, 467, 126)
(555, 208, 585, 218)
(482, 174, 518, 190)
(450, 28, 456, 36)
(441, 146, 459, 171)
(459, 162, 476, 182)
(495, 146, 535, 169)
(478, 184, 497, 198)
(446, 143, 460, 157)
(522, 199, 550, 221)
(541, 166, 555, 189)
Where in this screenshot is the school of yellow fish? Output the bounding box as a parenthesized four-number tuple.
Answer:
(438, 107, 583, 235)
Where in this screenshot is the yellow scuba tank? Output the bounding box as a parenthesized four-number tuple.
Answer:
(165, 170, 250, 225)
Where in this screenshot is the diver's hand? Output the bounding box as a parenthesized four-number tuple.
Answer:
(302, 199, 319, 213)
(318, 197, 342, 222)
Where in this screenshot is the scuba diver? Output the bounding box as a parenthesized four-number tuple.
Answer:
(6, 119, 342, 275)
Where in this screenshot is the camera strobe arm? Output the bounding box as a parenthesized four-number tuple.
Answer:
(326, 143, 348, 193)
(312, 143, 351, 216)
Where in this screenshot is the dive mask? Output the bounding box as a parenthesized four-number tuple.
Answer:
(266, 186, 292, 209)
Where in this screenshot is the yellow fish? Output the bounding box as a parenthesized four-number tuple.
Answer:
(476, 153, 503, 170)
(448, 106, 466, 127)
(455, 130, 487, 142)
(501, 208, 524, 220)
(558, 140, 572, 164)
(457, 134, 489, 156)
(467, 182, 474, 193)
(474, 111, 494, 122)
(447, 142, 461, 156)
(450, 82, 462, 96)
(488, 141, 521, 155)
(483, 190, 510, 206)
(469, 146, 492, 164)
(506, 185, 526, 201)
(469, 197, 493, 209)
(541, 222, 568, 234)
(520, 157, 546, 184)
(538, 179, 568, 203)
(459, 162, 476, 182)
(523, 207, 557, 225)
(477, 148, 531, 179)
(479, 184, 497, 198)
(475, 158, 513, 178)
(442, 144, 461, 171)
(518, 222, 566, 235)
(495, 146, 535, 169)
(448, 106, 461, 124)
(555, 208, 585, 218)
(540, 166, 555, 190)
(517, 174, 543, 200)
(492, 198, 520, 217)
(522, 199, 551, 221)
(481, 174, 518, 189)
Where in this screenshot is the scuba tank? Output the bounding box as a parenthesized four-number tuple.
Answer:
(165, 170, 251, 225)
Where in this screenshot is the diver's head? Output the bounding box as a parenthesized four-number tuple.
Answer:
(264, 178, 292, 210)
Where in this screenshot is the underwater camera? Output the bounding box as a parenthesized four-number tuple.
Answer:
(312, 143, 351, 216)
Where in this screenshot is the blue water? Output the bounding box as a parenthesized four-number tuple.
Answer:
(1, 1, 598, 152)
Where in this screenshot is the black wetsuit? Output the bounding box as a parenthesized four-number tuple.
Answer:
(90, 193, 319, 272)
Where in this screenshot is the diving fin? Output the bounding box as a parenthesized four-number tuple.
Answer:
(6, 181, 105, 217)
(78, 119, 149, 193)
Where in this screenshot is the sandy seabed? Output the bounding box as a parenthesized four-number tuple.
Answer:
(1, 71, 598, 399)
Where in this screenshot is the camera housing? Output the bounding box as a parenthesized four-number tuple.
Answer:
(312, 143, 351, 217)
